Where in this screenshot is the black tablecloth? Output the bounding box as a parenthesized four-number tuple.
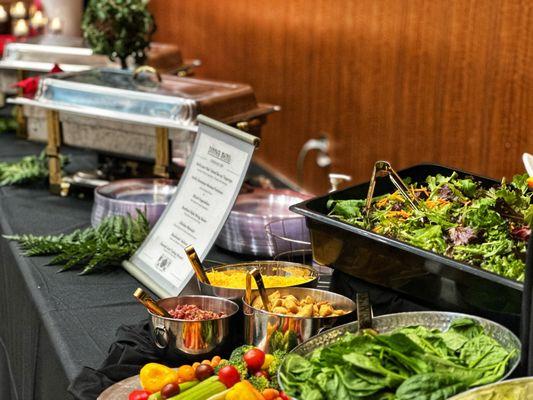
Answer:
(0, 132, 282, 399)
(0, 132, 437, 399)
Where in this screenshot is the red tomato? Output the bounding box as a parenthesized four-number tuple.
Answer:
(243, 348, 265, 371)
(217, 365, 241, 388)
(254, 369, 270, 380)
(128, 389, 151, 400)
(279, 391, 290, 400)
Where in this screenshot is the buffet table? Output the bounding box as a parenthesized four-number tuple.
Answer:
(0, 132, 283, 400)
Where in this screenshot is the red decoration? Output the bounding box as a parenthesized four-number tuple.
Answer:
(50, 64, 63, 73)
(0, 35, 16, 57)
(15, 77, 40, 98)
(13, 64, 65, 98)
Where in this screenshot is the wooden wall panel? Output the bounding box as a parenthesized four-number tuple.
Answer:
(150, 0, 533, 194)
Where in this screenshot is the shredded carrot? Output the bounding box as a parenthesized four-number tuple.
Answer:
(386, 210, 411, 219)
(376, 198, 388, 208)
(425, 200, 437, 209)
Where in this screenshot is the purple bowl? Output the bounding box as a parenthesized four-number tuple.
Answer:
(216, 189, 311, 256)
(91, 178, 177, 227)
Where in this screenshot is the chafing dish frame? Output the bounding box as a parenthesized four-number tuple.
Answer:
(8, 69, 279, 195)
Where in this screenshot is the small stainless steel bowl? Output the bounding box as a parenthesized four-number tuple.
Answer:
(242, 287, 356, 353)
(148, 295, 239, 360)
(198, 261, 319, 303)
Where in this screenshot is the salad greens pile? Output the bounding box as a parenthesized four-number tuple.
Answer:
(279, 318, 516, 400)
(328, 173, 532, 281)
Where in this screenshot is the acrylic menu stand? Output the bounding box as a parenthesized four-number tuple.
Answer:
(123, 115, 260, 298)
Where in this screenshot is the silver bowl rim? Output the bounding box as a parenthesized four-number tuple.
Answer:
(148, 294, 240, 322)
(280, 311, 522, 393)
(94, 178, 178, 206)
(242, 286, 356, 319)
(227, 188, 311, 219)
(199, 260, 320, 290)
(447, 376, 533, 399)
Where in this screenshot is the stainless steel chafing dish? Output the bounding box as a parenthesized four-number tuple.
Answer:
(0, 35, 200, 137)
(0, 35, 199, 89)
(9, 67, 279, 194)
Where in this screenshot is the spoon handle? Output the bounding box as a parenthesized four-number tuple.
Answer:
(133, 288, 171, 318)
(185, 245, 211, 284)
(251, 267, 270, 312)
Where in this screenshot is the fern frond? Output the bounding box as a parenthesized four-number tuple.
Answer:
(3, 211, 150, 273)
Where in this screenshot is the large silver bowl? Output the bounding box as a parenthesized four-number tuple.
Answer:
(148, 295, 239, 360)
(91, 178, 177, 227)
(448, 377, 533, 399)
(243, 287, 356, 353)
(281, 311, 521, 396)
(198, 261, 319, 302)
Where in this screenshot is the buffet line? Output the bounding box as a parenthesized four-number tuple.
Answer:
(0, 16, 531, 400)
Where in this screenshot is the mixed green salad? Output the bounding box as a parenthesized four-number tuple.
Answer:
(449, 378, 533, 400)
(279, 318, 516, 400)
(328, 173, 533, 281)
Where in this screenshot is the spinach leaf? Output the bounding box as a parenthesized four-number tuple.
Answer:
(448, 318, 484, 339)
(396, 373, 467, 400)
(460, 335, 508, 369)
(334, 365, 387, 398)
(342, 352, 405, 387)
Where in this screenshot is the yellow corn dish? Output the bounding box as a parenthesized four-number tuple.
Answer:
(205, 268, 313, 289)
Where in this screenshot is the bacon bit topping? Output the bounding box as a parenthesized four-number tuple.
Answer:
(168, 304, 226, 320)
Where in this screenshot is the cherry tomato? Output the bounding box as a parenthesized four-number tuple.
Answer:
(218, 365, 241, 388)
(254, 369, 270, 380)
(279, 391, 290, 400)
(195, 364, 214, 381)
(243, 348, 266, 371)
(177, 365, 196, 381)
(160, 382, 180, 398)
(128, 389, 151, 400)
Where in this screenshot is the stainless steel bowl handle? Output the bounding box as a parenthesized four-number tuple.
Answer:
(153, 325, 169, 349)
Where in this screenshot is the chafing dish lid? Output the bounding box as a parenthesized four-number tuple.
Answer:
(33, 68, 264, 126)
(0, 35, 112, 71)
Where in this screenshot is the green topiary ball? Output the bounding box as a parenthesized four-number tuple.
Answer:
(82, 0, 156, 69)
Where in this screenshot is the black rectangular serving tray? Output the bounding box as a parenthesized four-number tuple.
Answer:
(291, 163, 526, 332)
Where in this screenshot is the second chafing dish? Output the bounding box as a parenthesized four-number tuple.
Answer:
(0, 35, 198, 95)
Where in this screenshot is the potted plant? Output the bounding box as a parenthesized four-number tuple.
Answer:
(82, 0, 156, 69)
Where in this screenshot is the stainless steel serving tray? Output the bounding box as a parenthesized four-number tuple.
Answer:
(280, 311, 522, 395)
(290, 163, 527, 332)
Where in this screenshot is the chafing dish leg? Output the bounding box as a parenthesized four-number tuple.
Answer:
(154, 126, 170, 178)
(15, 70, 27, 138)
(46, 110, 62, 194)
